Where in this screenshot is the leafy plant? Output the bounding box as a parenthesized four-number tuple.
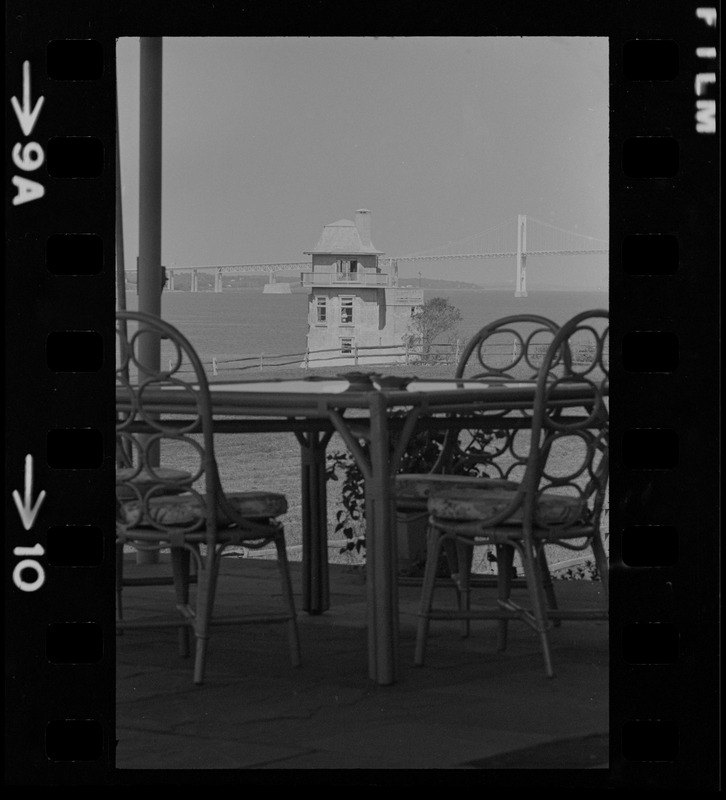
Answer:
(403, 297, 463, 363)
(552, 558, 601, 581)
(326, 418, 446, 557)
(326, 449, 367, 556)
(326, 415, 503, 562)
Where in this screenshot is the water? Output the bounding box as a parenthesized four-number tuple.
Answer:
(120, 287, 609, 553)
(122, 288, 608, 368)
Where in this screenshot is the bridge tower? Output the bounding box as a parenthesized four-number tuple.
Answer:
(515, 214, 528, 297)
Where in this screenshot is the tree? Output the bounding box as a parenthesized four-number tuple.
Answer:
(404, 296, 463, 361)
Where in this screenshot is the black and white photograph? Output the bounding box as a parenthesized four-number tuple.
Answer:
(5, 0, 721, 788)
(114, 34, 611, 770)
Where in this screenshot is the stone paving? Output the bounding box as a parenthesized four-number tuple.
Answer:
(116, 554, 609, 775)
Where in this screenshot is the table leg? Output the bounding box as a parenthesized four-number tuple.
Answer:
(366, 394, 399, 685)
(297, 430, 331, 615)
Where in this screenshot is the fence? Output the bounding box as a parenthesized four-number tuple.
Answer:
(165, 340, 608, 377)
(166, 341, 461, 376)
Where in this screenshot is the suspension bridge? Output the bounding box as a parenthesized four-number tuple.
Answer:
(124, 215, 608, 296)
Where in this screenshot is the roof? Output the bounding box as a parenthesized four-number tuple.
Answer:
(305, 219, 383, 255)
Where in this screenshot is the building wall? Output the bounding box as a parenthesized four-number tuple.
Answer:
(384, 287, 425, 347)
(306, 286, 424, 364)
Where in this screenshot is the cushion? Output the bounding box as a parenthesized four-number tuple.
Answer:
(395, 473, 518, 508)
(116, 467, 193, 500)
(120, 491, 288, 528)
(428, 486, 586, 527)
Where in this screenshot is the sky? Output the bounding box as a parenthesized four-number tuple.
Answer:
(117, 36, 609, 289)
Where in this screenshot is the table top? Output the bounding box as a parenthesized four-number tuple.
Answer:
(117, 373, 604, 419)
(207, 376, 537, 397)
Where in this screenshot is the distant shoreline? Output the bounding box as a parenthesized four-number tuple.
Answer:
(127, 285, 607, 295)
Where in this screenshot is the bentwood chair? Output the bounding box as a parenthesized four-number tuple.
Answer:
(116, 310, 301, 684)
(394, 315, 562, 608)
(414, 309, 609, 677)
(115, 434, 196, 657)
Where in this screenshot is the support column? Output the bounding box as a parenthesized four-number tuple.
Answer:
(136, 37, 163, 565)
(115, 101, 127, 314)
(215, 269, 223, 292)
(137, 37, 163, 342)
(167, 269, 174, 291)
(191, 269, 198, 292)
(295, 430, 333, 614)
(515, 213, 528, 297)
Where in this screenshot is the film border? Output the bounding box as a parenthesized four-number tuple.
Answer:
(4, 0, 721, 787)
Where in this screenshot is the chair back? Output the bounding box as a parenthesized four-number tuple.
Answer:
(436, 315, 561, 479)
(431, 309, 608, 534)
(115, 310, 227, 541)
(455, 314, 563, 381)
(524, 308, 609, 534)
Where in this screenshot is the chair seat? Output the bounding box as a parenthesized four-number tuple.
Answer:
(116, 467, 193, 500)
(119, 491, 288, 528)
(396, 473, 518, 508)
(428, 486, 586, 527)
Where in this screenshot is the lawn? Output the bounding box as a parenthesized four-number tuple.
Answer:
(155, 361, 608, 575)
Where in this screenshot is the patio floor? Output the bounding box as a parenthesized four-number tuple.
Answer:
(116, 552, 609, 778)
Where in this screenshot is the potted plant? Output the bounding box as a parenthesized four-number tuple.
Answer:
(326, 415, 502, 577)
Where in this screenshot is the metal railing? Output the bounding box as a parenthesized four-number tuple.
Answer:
(160, 340, 608, 377)
(301, 272, 391, 287)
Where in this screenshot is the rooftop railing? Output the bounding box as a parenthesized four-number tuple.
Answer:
(301, 272, 391, 287)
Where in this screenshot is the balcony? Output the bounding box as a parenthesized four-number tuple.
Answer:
(301, 271, 390, 288)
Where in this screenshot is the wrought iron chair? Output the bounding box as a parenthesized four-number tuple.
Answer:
(394, 315, 563, 614)
(116, 310, 301, 684)
(414, 309, 609, 677)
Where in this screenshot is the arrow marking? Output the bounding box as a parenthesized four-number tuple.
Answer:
(12, 454, 46, 531)
(11, 61, 45, 137)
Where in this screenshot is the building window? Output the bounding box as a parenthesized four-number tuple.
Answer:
(340, 296, 354, 324)
(336, 259, 359, 281)
(315, 296, 327, 324)
(340, 337, 354, 354)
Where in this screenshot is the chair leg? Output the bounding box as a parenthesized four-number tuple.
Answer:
(538, 545, 561, 628)
(274, 536, 301, 668)
(171, 546, 192, 658)
(115, 541, 125, 635)
(455, 540, 472, 639)
(441, 537, 463, 623)
(192, 549, 222, 686)
(414, 526, 444, 666)
(496, 544, 514, 651)
(591, 532, 609, 599)
(519, 539, 555, 678)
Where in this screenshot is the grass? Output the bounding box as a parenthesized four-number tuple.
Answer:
(159, 362, 453, 565)
(155, 361, 607, 574)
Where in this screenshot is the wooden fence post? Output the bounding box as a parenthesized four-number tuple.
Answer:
(212, 357, 218, 376)
(259, 352, 264, 370)
(354, 343, 359, 366)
